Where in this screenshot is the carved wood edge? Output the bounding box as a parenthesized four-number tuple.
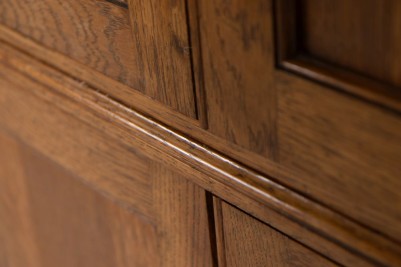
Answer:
(0, 40, 400, 267)
(0, 24, 286, 194)
(274, 0, 401, 114)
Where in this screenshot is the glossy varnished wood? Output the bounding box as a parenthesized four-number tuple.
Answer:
(1, 1, 401, 266)
(0, 0, 197, 117)
(0, 42, 399, 266)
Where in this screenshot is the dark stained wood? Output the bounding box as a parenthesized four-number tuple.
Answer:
(0, 131, 159, 267)
(198, 0, 277, 158)
(215, 200, 339, 267)
(1, 41, 400, 266)
(0, 0, 197, 117)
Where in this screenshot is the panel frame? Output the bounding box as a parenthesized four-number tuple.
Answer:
(274, 0, 401, 112)
(2, 22, 401, 267)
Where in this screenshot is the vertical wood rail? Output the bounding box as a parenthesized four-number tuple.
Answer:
(186, 0, 209, 128)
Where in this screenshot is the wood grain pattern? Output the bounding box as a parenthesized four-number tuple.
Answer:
(127, 0, 197, 118)
(107, 0, 128, 8)
(153, 163, 214, 267)
(0, 0, 197, 117)
(0, 23, 281, 189)
(215, 200, 338, 267)
(0, 43, 155, 220)
(2, 1, 401, 266)
(198, 0, 277, 158)
(0, 0, 135, 87)
(277, 70, 401, 241)
(0, 131, 159, 267)
(275, 0, 401, 112)
(301, 0, 401, 88)
(1, 42, 399, 266)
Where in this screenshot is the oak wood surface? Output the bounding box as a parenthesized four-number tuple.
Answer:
(215, 200, 338, 267)
(1, 1, 401, 266)
(153, 163, 214, 267)
(0, 0, 197, 117)
(0, 123, 214, 267)
(0, 41, 399, 266)
(0, 131, 158, 267)
(0, 0, 135, 87)
(126, 0, 197, 118)
(300, 0, 401, 89)
(198, 0, 277, 159)
(277, 70, 401, 241)
(275, 0, 401, 112)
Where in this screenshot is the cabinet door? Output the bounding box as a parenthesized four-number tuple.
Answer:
(0, 85, 214, 267)
(213, 200, 338, 267)
(198, 0, 401, 242)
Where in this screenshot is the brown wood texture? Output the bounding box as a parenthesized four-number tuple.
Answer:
(0, 129, 214, 267)
(126, 0, 197, 118)
(0, 131, 158, 267)
(275, 0, 401, 112)
(153, 163, 214, 266)
(198, 0, 277, 158)
(198, 0, 401, 248)
(1, 1, 401, 265)
(0, 0, 197, 117)
(214, 200, 338, 267)
(276, 70, 401, 242)
(1, 41, 399, 266)
(300, 0, 401, 88)
(107, 0, 128, 7)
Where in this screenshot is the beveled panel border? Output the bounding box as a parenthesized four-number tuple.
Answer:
(1, 40, 400, 266)
(274, 0, 401, 113)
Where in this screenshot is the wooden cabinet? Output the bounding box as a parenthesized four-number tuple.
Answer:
(0, 0, 400, 266)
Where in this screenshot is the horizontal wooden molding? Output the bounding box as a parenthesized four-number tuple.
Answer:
(0, 40, 400, 267)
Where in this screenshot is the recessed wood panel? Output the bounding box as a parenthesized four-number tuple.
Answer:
(276, 0, 401, 111)
(300, 0, 401, 88)
(0, 0, 197, 117)
(0, 131, 159, 267)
